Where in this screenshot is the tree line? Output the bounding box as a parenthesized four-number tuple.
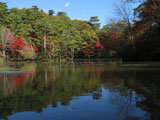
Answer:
(0, 0, 160, 61)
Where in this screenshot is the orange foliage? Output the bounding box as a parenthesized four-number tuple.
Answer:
(9, 74, 27, 86)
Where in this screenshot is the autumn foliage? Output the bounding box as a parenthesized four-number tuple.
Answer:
(0, 1, 160, 61)
(81, 41, 103, 58)
(8, 37, 26, 56)
(99, 32, 118, 49)
(8, 36, 38, 57)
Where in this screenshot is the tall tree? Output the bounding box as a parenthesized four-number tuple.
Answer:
(31, 5, 39, 12)
(89, 16, 100, 32)
(0, 2, 9, 25)
(57, 11, 67, 17)
(35, 16, 52, 53)
(0, 26, 14, 57)
(48, 10, 55, 15)
(132, 0, 160, 60)
(114, 0, 135, 52)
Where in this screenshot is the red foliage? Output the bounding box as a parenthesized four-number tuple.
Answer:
(81, 32, 119, 57)
(133, 39, 144, 44)
(138, 9, 152, 18)
(9, 74, 27, 86)
(8, 37, 26, 56)
(113, 77, 120, 84)
(8, 36, 39, 56)
(151, 5, 158, 10)
(41, 10, 47, 15)
(80, 44, 94, 57)
(32, 45, 39, 52)
(97, 68, 101, 77)
(9, 74, 28, 89)
(138, 4, 158, 18)
(95, 41, 101, 48)
(81, 41, 103, 58)
(99, 32, 118, 49)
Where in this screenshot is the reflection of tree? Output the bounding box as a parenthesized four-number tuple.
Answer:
(0, 63, 102, 119)
(101, 67, 160, 120)
(93, 91, 102, 100)
(0, 64, 37, 96)
(117, 91, 136, 120)
(0, 63, 160, 120)
(136, 81, 160, 120)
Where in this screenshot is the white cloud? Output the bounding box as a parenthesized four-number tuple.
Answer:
(64, 2, 70, 7)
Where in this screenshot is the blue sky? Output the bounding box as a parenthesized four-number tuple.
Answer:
(1, 0, 120, 27)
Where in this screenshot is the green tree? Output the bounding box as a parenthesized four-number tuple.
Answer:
(89, 16, 100, 32)
(31, 5, 39, 12)
(0, 2, 9, 25)
(0, 26, 14, 57)
(48, 10, 55, 15)
(57, 11, 67, 17)
(34, 15, 52, 56)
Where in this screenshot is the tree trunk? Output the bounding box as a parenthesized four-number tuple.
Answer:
(45, 68, 48, 87)
(71, 48, 74, 61)
(2, 48, 5, 57)
(1, 29, 5, 57)
(44, 36, 47, 51)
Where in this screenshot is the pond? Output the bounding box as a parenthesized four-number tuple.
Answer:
(0, 61, 160, 120)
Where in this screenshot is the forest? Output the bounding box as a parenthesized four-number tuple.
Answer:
(0, 0, 160, 61)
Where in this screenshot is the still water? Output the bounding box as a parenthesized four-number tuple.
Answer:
(0, 61, 160, 120)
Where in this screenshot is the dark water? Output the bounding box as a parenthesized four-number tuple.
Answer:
(0, 61, 160, 120)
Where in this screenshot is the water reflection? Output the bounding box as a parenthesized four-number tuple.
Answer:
(0, 61, 160, 120)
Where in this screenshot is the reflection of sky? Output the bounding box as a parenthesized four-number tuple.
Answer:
(7, 88, 147, 120)
(1, 62, 159, 120)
